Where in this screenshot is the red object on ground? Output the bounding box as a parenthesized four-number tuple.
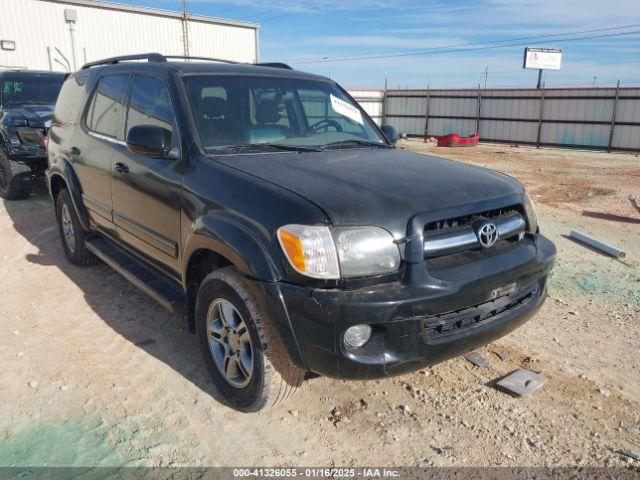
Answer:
(437, 132, 480, 147)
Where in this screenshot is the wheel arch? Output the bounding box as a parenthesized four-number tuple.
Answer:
(47, 158, 90, 231)
(182, 213, 281, 333)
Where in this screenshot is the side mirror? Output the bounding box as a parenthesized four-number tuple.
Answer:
(381, 124, 399, 145)
(126, 124, 170, 158)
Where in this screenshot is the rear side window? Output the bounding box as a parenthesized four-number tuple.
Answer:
(126, 75, 176, 145)
(54, 74, 86, 125)
(85, 74, 129, 139)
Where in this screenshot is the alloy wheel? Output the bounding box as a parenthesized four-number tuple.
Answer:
(60, 203, 76, 253)
(206, 298, 254, 388)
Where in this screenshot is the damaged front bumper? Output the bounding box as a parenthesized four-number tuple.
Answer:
(252, 233, 556, 379)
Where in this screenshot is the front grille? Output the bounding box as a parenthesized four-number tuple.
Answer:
(422, 281, 540, 340)
(424, 204, 524, 234)
(422, 204, 527, 260)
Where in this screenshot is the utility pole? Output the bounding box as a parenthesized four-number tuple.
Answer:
(64, 9, 78, 70)
(592, 75, 597, 87)
(483, 66, 488, 90)
(182, 0, 190, 59)
(536, 69, 543, 89)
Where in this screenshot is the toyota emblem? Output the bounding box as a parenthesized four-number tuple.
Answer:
(476, 222, 499, 248)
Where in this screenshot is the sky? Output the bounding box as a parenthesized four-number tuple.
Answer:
(115, 0, 639, 89)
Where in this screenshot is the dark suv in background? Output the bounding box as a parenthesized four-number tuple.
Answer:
(47, 53, 555, 411)
(0, 70, 65, 199)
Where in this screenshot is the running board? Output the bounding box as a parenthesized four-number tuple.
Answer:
(85, 236, 186, 316)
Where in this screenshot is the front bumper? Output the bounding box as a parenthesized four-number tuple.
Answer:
(254, 233, 556, 379)
(6, 149, 47, 175)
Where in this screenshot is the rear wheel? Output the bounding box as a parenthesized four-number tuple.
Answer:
(196, 267, 304, 411)
(0, 151, 33, 200)
(55, 189, 98, 266)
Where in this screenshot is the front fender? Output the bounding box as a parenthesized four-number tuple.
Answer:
(47, 157, 90, 231)
(182, 212, 280, 287)
(182, 213, 307, 368)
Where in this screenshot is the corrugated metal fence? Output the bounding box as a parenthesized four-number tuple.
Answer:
(348, 87, 640, 152)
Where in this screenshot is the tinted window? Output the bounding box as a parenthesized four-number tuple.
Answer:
(54, 74, 87, 125)
(126, 75, 176, 145)
(183, 75, 385, 152)
(85, 74, 129, 138)
(299, 89, 362, 134)
(0, 73, 64, 107)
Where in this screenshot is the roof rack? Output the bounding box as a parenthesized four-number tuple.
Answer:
(81, 53, 293, 71)
(164, 55, 240, 65)
(82, 53, 166, 70)
(255, 62, 292, 70)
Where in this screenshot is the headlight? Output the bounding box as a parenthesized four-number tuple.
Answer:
(523, 192, 538, 233)
(333, 226, 400, 278)
(277, 225, 400, 279)
(15, 128, 45, 148)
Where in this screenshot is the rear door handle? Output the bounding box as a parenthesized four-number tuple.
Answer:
(114, 162, 129, 174)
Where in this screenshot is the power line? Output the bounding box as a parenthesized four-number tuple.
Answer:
(249, 0, 342, 22)
(292, 24, 640, 64)
(239, 0, 310, 21)
(212, 0, 340, 23)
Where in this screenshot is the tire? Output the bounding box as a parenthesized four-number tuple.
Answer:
(55, 189, 98, 266)
(0, 151, 33, 200)
(196, 267, 305, 412)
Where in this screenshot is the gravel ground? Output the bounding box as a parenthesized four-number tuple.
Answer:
(0, 143, 639, 468)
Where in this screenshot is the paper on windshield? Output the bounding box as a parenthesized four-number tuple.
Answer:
(330, 94, 363, 125)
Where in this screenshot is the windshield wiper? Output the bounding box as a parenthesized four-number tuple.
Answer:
(322, 139, 390, 150)
(210, 143, 323, 154)
(258, 143, 323, 152)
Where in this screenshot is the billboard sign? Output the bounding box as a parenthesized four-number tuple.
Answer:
(523, 47, 562, 70)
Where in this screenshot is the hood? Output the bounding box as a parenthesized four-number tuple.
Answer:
(1, 104, 54, 129)
(216, 148, 524, 237)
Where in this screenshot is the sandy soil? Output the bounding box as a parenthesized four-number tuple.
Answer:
(1, 143, 639, 468)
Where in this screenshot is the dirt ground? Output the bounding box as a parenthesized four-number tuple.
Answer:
(1, 143, 639, 468)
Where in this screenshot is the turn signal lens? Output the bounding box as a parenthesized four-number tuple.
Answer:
(277, 225, 340, 279)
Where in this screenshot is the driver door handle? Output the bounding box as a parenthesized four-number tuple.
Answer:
(114, 162, 129, 174)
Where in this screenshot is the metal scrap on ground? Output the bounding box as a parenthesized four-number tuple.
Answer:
(464, 352, 490, 369)
(494, 351, 510, 362)
(629, 195, 640, 215)
(496, 369, 547, 397)
(611, 448, 640, 462)
(569, 230, 626, 259)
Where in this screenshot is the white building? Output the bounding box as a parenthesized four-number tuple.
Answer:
(0, 0, 259, 71)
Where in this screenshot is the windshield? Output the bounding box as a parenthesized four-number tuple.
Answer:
(183, 75, 388, 153)
(0, 73, 65, 107)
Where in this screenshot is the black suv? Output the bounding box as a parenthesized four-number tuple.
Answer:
(0, 70, 65, 199)
(47, 53, 555, 411)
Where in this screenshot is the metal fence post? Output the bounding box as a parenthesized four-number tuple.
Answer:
(423, 90, 430, 141)
(475, 84, 481, 134)
(536, 84, 545, 148)
(381, 78, 388, 125)
(608, 80, 620, 153)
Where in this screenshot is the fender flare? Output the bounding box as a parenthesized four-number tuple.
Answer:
(182, 213, 307, 369)
(48, 158, 91, 231)
(182, 212, 280, 287)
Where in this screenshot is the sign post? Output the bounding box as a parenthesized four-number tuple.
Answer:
(523, 47, 562, 89)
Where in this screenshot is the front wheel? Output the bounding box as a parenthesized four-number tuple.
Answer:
(0, 152, 33, 200)
(196, 267, 304, 411)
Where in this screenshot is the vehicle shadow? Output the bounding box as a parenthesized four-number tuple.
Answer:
(2, 185, 225, 404)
